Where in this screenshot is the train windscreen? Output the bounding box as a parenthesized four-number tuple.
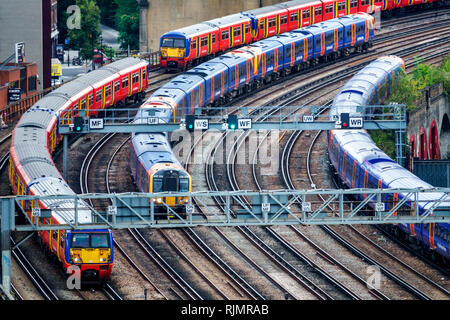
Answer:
(71, 233, 110, 249)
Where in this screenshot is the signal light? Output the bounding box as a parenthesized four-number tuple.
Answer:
(74, 116, 84, 132)
(186, 114, 196, 132)
(340, 113, 349, 128)
(227, 114, 238, 130)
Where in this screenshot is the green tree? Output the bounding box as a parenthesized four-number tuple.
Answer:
(68, 0, 101, 60)
(95, 0, 118, 28)
(115, 0, 140, 50)
(57, 0, 76, 46)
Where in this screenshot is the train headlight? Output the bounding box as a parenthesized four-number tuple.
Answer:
(156, 197, 162, 204)
(160, 49, 167, 58)
(184, 198, 189, 203)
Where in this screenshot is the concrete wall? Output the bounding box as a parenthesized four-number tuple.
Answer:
(0, 2, 43, 90)
(407, 83, 450, 160)
(138, 0, 286, 52)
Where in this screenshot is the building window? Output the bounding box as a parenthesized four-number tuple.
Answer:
(28, 76, 37, 92)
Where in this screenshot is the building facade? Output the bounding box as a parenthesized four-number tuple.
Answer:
(0, 0, 58, 91)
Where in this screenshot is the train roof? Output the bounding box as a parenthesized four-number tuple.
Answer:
(243, 5, 288, 17)
(205, 13, 250, 28)
(300, 21, 343, 35)
(162, 23, 216, 39)
(13, 126, 48, 148)
(210, 51, 248, 67)
(28, 177, 92, 224)
(275, 0, 322, 9)
(163, 74, 205, 93)
(184, 61, 229, 80)
(29, 94, 69, 113)
(335, 14, 369, 26)
(151, 87, 187, 106)
(17, 107, 58, 129)
(101, 57, 144, 72)
(269, 30, 312, 44)
(132, 133, 180, 170)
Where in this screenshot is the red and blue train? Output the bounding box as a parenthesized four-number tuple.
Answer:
(159, 0, 444, 70)
(9, 57, 149, 283)
(328, 56, 450, 264)
(131, 13, 375, 214)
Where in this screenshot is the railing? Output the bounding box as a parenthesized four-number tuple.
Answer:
(3, 188, 450, 232)
(0, 83, 64, 125)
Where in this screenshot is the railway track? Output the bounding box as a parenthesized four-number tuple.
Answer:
(274, 57, 450, 299)
(196, 29, 449, 300)
(2, 10, 448, 300)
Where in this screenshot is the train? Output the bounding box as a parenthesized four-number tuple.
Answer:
(130, 13, 375, 211)
(129, 104, 192, 217)
(328, 56, 450, 264)
(159, 0, 445, 70)
(9, 57, 149, 283)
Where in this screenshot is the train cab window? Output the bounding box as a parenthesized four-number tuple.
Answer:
(71, 233, 109, 248)
(290, 12, 298, 22)
(161, 38, 185, 48)
(221, 30, 229, 40)
(153, 177, 163, 192)
(201, 36, 208, 47)
(91, 234, 109, 248)
(281, 15, 288, 24)
(180, 178, 189, 192)
(122, 77, 128, 88)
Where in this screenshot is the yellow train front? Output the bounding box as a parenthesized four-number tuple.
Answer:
(130, 131, 191, 218)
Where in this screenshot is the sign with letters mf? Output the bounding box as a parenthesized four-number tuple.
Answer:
(89, 118, 104, 130)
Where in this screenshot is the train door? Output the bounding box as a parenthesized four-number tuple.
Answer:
(409, 202, 416, 236)
(392, 193, 398, 217)
(262, 53, 266, 77)
(363, 169, 368, 198)
(341, 152, 347, 181)
(351, 160, 357, 188)
(320, 33, 325, 56)
(128, 73, 133, 97)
